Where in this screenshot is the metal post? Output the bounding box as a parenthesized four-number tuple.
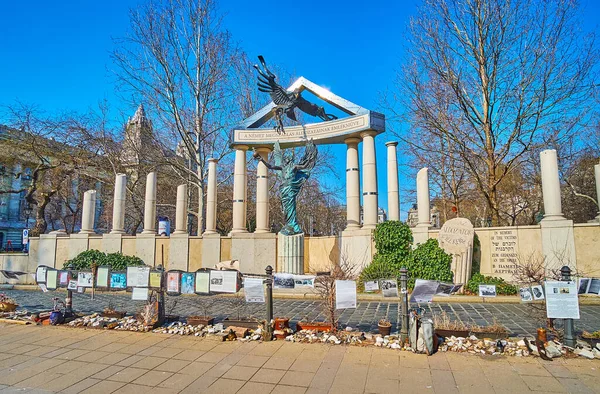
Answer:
(560, 266, 576, 347)
(64, 263, 74, 317)
(400, 267, 409, 344)
(265, 265, 274, 339)
(157, 264, 165, 326)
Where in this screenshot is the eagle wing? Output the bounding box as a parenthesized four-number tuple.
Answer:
(298, 139, 318, 173)
(254, 56, 295, 106)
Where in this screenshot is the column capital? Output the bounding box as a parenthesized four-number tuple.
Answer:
(208, 157, 218, 163)
(255, 146, 272, 154)
(233, 144, 249, 151)
(344, 137, 361, 146)
(385, 141, 398, 147)
(360, 130, 378, 139)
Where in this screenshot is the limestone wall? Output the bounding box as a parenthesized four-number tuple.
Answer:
(0, 253, 32, 285)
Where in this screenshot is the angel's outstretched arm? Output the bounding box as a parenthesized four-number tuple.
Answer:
(253, 151, 282, 171)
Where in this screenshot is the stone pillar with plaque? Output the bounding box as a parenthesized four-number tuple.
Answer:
(438, 218, 475, 293)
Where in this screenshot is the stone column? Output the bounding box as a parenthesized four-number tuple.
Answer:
(416, 168, 432, 227)
(204, 158, 218, 235)
(540, 149, 564, 220)
(110, 174, 127, 234)
(79, 190, 97, 234)
(361, 131, 378, 229)
(386, 141, 400, 221)
(595, 164, 600, 220)
(255, 147, 271, 233)
(173, 184, 188, 234)
(231, 146, 248, 233)
(142, 172, 157, 234)
(345, 137, 361, 230)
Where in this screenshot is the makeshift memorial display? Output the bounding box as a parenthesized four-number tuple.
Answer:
(410, 279, 440, 303)
(293, 275, 315, 288)
(432, 311, 470, 338)
(149, 271, 162, 288)
(132, 287, 149, 301)
(77, 272, 94, 288)
(35, 266, 47, 283)
(195, 271, 210, 294)
(0, 294, 18, 312)
(364, 280, 379, 292)
(110, 272, 127, 289)
(58, 271, 70, 287)
(210, 270, 238, 293)
(470, 319, 509, 340)
(127, 266, 150, 287)
(243, 277, 265, 303)
(39, 283, 48, 292)
(77, 287, 86, 294)
(67, 280, 78, 291)
(532, 285, 545, 300)
(335, 280, 357, 309)
(545, 280, 580, 319)
(578, 278, 600, 295)
(46, 269, 58, 290)
(181, 272, 195, 294)
(378, 319, 392, 336)
(96, 266, 110, 288)
(274, 273, 295, 289)
(519, 287, 533, 302)
(167, 271, 181, 294)
(380, 279, 398, 297)
(478, 284, 497, 297)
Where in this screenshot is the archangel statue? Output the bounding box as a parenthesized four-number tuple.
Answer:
(253, 140, 318, 235)
(254, 56, 337, 134)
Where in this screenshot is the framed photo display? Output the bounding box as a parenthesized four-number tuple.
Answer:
(110, 272, 127, 289)
(35, 266, 48, 284)
(77, 271, 94, 288)
(181, 272, 195, 294)
(127, 266, 150, 288)
(46, 269, 58, 290)
(149, 271, 163, 289)
(96, 266, 110, 288)
(209, 270, 238, 293)
(195, 270, 210, 294)
(166, 271, 181, 295)
(131, 287, 149, 301)
(58, 271, 70, 287)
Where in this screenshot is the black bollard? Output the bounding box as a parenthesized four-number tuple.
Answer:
(265, 265, 274, 339)
(560, 266, 576, 347)
(400, 267, 409, 344)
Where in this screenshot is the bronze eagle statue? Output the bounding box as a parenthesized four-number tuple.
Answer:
(254, 56, 337, 133)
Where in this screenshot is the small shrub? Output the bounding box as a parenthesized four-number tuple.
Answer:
(466, 273, 518, 295)
(64, 249, 145, 271)
(373, 220, 413, 257)
(404, 239, 453, 288)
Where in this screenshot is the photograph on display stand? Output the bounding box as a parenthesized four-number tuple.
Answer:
(181, 272, 195, 294)
(478, 284, 497, 297)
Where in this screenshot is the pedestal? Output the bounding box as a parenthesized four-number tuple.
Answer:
(277, 233, 305, 274)
(68, 233, 90, 259)
(169, 234, 189, 270)
(540, 219, 577, 274)
(102, 233, 123, 253)
(136, 234, 156, 266)
(202, 233, 221, 269)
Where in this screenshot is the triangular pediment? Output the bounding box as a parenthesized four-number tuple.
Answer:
(232, 77, 385, 148)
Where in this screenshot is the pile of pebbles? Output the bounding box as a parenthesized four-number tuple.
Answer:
(68, 313, 152, 331)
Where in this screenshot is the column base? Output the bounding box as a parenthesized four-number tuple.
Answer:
(109, 229, 126, 235)
(172, 230, 188, 235)
(277, 233, 304, 274)
(542, 214, 567, 221)
(540, 219, 576, 274)
(169, 233, 189, 271)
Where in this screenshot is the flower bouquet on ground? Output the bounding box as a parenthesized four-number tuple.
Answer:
(0, 294, 18, 312)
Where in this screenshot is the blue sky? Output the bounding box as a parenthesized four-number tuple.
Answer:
(1, 0, 598, 219)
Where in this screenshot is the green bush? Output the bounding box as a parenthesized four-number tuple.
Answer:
(373, 220, 413, 257)
(64, 249, 145, 271)
(466, 273, 518, 295)
(404, 239, 453, 288)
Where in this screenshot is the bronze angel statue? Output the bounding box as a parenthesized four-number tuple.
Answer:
(254, 56, 337, 133)
(254, 139, 318, 235)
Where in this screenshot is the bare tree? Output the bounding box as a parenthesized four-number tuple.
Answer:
(111, 0, 250, 234)
(392, 0, 598, 226)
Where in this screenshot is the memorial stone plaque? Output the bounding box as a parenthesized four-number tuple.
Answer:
(490, 229, 519, 278)
(438, 218, 474, 254)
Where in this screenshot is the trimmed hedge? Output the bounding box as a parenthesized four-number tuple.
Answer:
(64, 249, 145, 271)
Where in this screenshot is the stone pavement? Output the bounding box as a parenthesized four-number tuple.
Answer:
(4, 290, 600, 336)
(0, 323, 599, 394)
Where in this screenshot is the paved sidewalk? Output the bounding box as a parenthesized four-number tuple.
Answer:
(4, 290, 600, 336)
(0, 323, 599, 394)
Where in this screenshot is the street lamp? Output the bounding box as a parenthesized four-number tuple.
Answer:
(23, 203, 32, 252)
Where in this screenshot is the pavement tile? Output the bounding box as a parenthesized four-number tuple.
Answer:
(237, 381, 276, 394)
(79, 379, 125, 394)
(13, 371, 62, 389)
(289, 359, 321, 373)
(172, 349, 204, 361)
(116, 355, 146, 367)
(452, 370, 494, 394)
(114, 383, 152, 394)
(151, 347, 184, 359)
(157, 373, 198, 391)
(60, 377, 101, 394)
(106, 367, 148, 383)
(177, 361, 215, 377)
(95, 352, 131, 365)
(364, 377, 400, 394)
(557, 377, 595, 394)
(427, 354, 451, 370)
(222, 365, 259, 381)
(131, 356, 169, 370)
(91, 365, 125, 380)
(522, 375, 567, 392)
(263, 357, 296, 370)
(154, 358, 190, 373)
(237, 355, 270, 368)
(179, 374, 219, 394)
(74, 350, 111, 363)
(280, 371, 315, 387)
(205, 377, 246, 393)
(197, 351, 228, 364)
(132, 370, 173, 386)
(515, 362, 553, 377)
(251, 368, 286, 384)
(271, 384, 307, 394)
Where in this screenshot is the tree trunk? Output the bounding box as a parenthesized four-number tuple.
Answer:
(197, 182, 204, 235)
